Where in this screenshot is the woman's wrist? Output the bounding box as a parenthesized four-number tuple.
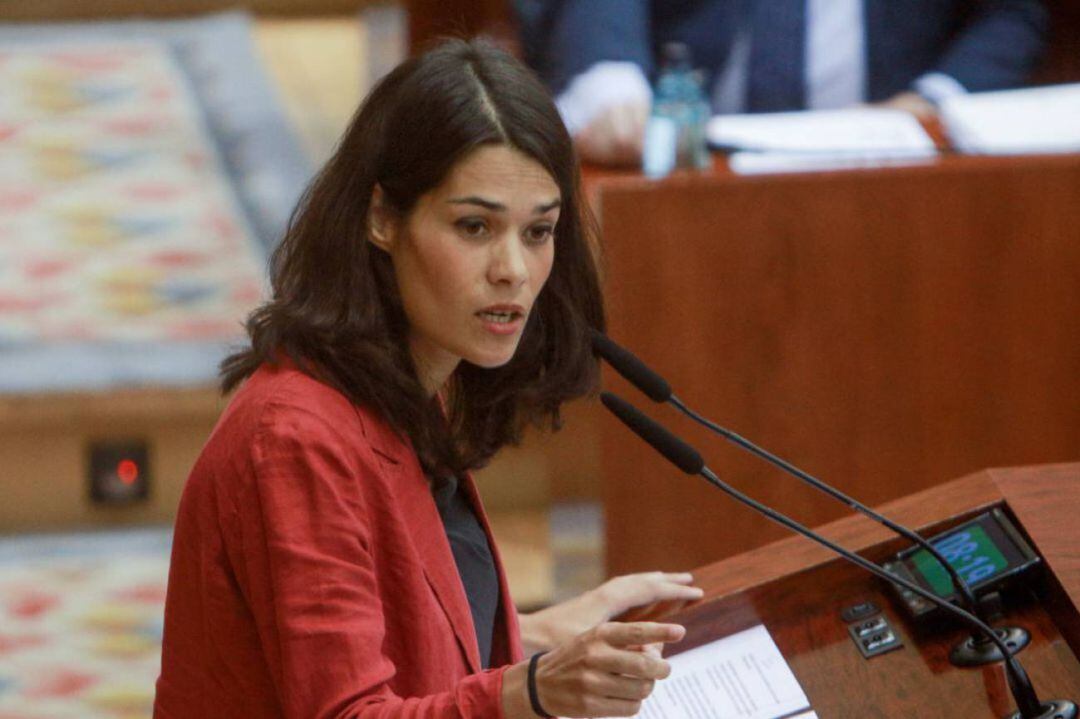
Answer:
(518, 610, 557, 655)
(520, 588, 609, 654)
(500, 659, 533, 719)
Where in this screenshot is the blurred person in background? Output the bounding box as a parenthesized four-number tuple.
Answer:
(154, 38, 704, 719)
(516, 0, 1049, 164)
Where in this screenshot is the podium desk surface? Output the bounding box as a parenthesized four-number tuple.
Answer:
(629, 464, 1080, 718)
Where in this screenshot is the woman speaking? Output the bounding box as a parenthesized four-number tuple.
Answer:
(154, 39, 702, 719)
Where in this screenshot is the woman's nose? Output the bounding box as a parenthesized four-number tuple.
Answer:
(487, 234, 528, 287)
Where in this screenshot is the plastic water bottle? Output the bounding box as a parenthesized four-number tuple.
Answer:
(643, 43, 711, 178)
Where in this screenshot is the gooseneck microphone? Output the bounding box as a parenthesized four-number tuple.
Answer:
(600, 391, 1075, 719)
(591, 329, 1026, 665)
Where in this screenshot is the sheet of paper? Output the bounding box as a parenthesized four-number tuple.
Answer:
(940, 83, 1080, 155)
(707, 108, 936, 154)
(728, 151, 934, 175)
(706, 108, 937, 175)
(633, 625, 813, 719)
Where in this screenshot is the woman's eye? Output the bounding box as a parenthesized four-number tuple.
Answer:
(456, 218, 488, 237)
(526, 224, 554, 245)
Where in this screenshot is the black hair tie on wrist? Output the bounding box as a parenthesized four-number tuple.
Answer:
(527, 652, 554, 718)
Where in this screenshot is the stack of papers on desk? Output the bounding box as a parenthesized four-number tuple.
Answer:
(633, 624, 816, 719)
(940, 83, 1080, 155)
(706, 108, 937, 175)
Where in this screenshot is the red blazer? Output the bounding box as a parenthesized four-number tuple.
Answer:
(154, 362, 523, 718)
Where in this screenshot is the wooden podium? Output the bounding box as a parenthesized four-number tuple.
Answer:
(626, 463, 1080, 717)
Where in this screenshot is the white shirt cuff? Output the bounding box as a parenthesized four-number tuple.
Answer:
(913, 72, 968, 106)
(555, 62, 653, 136)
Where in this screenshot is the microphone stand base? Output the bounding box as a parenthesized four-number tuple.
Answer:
(1006, 699, 1077, 719)
(951, 626, 1030, 667)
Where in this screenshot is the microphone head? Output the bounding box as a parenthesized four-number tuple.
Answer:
(590, 330, 673, 403)
(600, 392, 704, 475)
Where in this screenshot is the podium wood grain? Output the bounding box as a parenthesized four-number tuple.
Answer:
(626, 464, 1080, 718)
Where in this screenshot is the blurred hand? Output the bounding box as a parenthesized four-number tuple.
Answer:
(520, 572, 704, 654)
(878, 91, 938, 119)
(536, 621, 685, 718)
(574, 100, 650, 167)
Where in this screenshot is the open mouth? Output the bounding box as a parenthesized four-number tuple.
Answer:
(477, 310, 523, 324)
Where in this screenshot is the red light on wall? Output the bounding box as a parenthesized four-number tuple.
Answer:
(117, 459, 139, 486)
(89, 440, 149, 505)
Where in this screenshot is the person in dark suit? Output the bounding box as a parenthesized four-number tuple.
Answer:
(154, 39, 704, 719)
(516, 0, 1049, 164)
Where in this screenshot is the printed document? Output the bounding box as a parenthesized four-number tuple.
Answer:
(633, 625, 814, 719)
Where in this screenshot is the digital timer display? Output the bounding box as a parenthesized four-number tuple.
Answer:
(884, 508, 1041, 619)
(910, 524, 1009, 596)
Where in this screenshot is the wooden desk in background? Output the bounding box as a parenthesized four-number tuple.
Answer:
(590, 152, 1080, 575)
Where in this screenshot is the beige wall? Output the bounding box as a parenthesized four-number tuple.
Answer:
(0, 387, 600, 533)
(0, 388, 224, 532)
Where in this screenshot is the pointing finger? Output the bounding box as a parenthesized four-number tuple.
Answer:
(601, 621, 685, 648)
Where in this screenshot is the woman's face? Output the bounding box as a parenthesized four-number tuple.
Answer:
(373, 144, 560, 393)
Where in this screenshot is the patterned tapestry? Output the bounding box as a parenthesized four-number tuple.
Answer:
(0, 42, 266, 346)
(0, 530, 171, 719)
(0, 13, 311, 393)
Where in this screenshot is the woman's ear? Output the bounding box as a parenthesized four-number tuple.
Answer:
(368, 184, 397, 253)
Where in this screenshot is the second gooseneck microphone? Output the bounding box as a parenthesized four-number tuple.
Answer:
(590, 329, 1028, 664)
(600, 391, 1074, 719)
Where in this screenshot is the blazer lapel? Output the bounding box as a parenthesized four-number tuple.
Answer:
(360, 413, 483, 674)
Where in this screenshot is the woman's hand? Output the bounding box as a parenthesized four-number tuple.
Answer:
(520, 572, 704, 654)
(502, 622, 685, 718)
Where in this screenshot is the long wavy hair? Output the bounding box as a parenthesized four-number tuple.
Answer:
(221, 39, 605, 474)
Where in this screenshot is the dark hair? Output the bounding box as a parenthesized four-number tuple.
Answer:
(221, 39, 605, 474)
